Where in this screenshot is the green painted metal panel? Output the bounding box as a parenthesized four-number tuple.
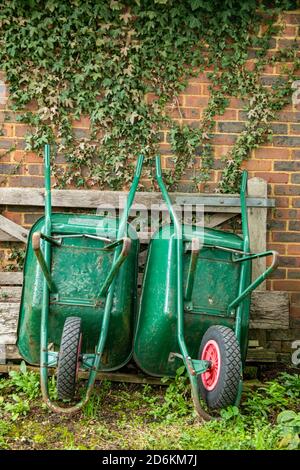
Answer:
(134, 223, 251, 377)
(17, 213, 139, 370)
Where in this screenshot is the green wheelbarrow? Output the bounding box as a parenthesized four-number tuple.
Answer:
(17, 148, 277, 418)
(17, 145, 144, 413)
(134, 156, 278, 420)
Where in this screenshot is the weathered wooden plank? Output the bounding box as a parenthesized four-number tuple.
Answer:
(0, 348, 279, 365)
(0, 283, 289, 335)
(3, 344, 21, 360)
(0, 229, 18, 242)
(0, 187, 274, 210)
(247, 177, 267, 289)
(0, 363, 164, 385)
(249, 291, 289, 329)
(0, 215, 28, 243)
(0, 272, 23, 285)
(246, 348, 277, 362)
(0, 286, 22, 301)
(205, 213, 236, 228)
(0, 302, 19, 345)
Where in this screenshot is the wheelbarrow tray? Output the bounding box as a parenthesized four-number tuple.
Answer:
(134, 223, 251, 378)
(17, 213, 139, 370)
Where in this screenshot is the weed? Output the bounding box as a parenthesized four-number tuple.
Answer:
(9, 362, 40, 400)
(82, 380, 111, 419)
(148, 367, 193, 421)
(3, 394, 30, 421)
(241, 379, 292, 419)
(0, 368, 299, 449)
(277, 410, 300, 450)
(278, 373, 300, 401)
(0, 419, 10, 449)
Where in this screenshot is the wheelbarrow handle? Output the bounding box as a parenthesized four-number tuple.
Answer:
(117, 155, 144, 237)
(135, 154, 144, 179)
(228, 250, 279, 312)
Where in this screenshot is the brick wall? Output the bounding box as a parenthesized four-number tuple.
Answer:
(0, 10, 300, 360)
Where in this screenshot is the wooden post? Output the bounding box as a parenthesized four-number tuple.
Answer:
(247, 177, 268, 290)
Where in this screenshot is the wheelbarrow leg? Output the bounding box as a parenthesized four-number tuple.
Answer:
(155, 156, 212, 421)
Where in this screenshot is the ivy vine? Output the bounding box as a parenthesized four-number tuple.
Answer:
(0, 0, 299, 193)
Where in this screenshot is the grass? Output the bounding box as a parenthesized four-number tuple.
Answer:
(0, 363, 299, 450)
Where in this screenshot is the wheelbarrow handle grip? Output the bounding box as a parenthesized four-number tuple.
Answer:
(134, 154, 144, 179)
(240, 169, 248, 196)
(32, 231, 57, 293)
(155, 155, 162, 177)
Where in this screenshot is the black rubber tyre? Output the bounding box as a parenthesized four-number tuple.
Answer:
(198, 325, 242, 410)
(57, 316, 82, 400)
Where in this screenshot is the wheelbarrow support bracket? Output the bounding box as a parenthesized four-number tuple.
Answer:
(32, 231, 58, 293)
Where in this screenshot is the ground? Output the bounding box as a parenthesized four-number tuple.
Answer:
(0, 364, 299, 450)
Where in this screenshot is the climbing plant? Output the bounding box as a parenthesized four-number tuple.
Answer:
(0, 0, 298, 192)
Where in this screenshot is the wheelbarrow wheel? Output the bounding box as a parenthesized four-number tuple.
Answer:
(198, 325, 241, 410)
(57, 316, 82, 400)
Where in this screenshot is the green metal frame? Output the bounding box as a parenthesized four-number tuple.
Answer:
(155, 156, 278, 419)
(38, 145, 143, 413)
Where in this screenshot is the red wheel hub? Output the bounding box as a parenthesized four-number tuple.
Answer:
(201, 340, 221, 391)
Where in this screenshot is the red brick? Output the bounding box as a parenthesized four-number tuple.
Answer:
(15, 124, 30, 138)
(8, 175, 44, 187)
(181, 108, 200, 119)
(185, 83, 201, 94)
(201, 83, 212, 95)
(243, 160, 272, 171)
(288, 245, 300, 255)
(215, 110, 237, 121)
(288, 269, 300, 279)
(273, 197, 289, 208)
(291, 293, 300, 305)
(212, 134, 237, 145)
(274, 185, 300, 196)
(282, 25, 298, 36)
(12, 150, 40, 164)
(214, 146, 232, 157)
(262, 64, 275, 74)
(255, 172, 289, 183)
(227, 97, 247, 109)
(273, 280, 300, 291)
(2, 211, 23, 225)
(273, 232, 300, 243)
(3, 124, 14, 138)
(282, 13, 300, 25)
(184, 96, 209, 107)
(26, 164, 43, 176)
(253, 147, 290, 159)
(277, 111, 300, 122)
(276, 209, 300, 219)
(290, 307, 300, 322)
(290, 124, 300, 135)
(0, 150, 12, 162)
(292, 150, 300, 159)
(267, 243, 286, 255)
